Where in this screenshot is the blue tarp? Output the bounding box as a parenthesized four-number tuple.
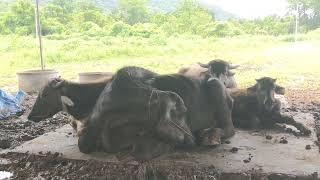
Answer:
(0, 89, 26, 120)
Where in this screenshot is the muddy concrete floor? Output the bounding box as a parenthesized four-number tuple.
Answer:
(0, 94, 70, 150)
(0, 93, 320, 180)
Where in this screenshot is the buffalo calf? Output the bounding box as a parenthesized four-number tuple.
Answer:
(231, 77, 311, 136)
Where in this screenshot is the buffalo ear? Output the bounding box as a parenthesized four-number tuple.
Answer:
(61, 96, 74, 107)
(51, 78, 64, 89)
(228, 71, 235, 76)
(272, 78, 277, 82)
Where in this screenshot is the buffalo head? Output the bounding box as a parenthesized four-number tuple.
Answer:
(198, 59, 239, 88)
(28, 78, 73, 122)
(153, 90, 195, 146)
(247, 77, 285, 113)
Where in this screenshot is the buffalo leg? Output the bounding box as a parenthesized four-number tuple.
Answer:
(275, 114, 311, 136)
(207, 78, 235, 139)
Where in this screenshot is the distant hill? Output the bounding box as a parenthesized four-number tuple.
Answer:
(148, 0, 180, 12)
(199, 1, 236, 21)
(2, 0, 236, 20)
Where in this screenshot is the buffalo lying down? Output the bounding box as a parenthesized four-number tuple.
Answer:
(231, 77, 311, 136)
(78, 66, 195, 158)
(178, 59, 239, 89)
(149, 74, 235, 140)
(28, 77, 112, 135)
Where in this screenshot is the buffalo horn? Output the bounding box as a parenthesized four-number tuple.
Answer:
(229, 64, 240, 69)
(198, 62, 209, 68)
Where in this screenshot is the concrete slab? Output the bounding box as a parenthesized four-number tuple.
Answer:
(2, 112, 320, 177)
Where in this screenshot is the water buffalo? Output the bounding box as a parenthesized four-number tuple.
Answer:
(77, 66, 195, 156)
(178, 59, 239, 89)
(148, 73, 235, 144)
(231, 77, 311, 136)
(28, 77, 112, 135)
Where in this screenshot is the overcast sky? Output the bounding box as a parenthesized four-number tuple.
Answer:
(201, 0, 289, 19)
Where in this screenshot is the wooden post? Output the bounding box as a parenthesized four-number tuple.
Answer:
(34, 7, 38, 39)
(295, 3, 299, 42)
(35, 0, 44, 70)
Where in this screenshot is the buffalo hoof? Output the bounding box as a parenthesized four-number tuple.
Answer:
(78, 130, 97, 154)
(198, 128, 223, 146)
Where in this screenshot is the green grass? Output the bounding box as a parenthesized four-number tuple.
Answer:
(1, 32, 320, 93)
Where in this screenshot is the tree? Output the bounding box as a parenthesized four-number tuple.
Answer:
(173, 0, 215, 37)
(114, 0, 150, 25)
(2, 0, 34, 35)
(288, 0, 320, 30)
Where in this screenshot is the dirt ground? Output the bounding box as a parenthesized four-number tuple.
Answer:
(0, 94, 70, 150)
(0, 92, 320, 180)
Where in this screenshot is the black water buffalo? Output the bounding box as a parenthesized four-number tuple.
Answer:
(178, 59, 239, 89)
(28, 77, 112, 135)
(77, 66, 195, 156)
(148, 74, 235, 142)
(231, 77, 311, 136)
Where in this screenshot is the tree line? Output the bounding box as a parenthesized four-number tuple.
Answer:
(0, 0, 319, 38)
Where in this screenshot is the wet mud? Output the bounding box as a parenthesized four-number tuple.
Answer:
(0, 94, 70, 150)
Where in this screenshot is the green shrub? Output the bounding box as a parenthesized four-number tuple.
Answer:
(131, 23, 159, 38)
(110, 21, 133, 37)
(15, 26, 30, 36)
(80, 21, 100, 32)
(211, 22, 235, 37)
(42, 18, 66, 35)
(149, 34, 167, 45)
(46, 33, 68, 40)
(84, 25, 108, 37)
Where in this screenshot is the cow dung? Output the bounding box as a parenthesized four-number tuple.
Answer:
(279, 137, 288, 144)
(305, 145, 311, 150)
(230, 147, 239, 153)
(0, 139, 10, 149)
(266, 135, 273, 140)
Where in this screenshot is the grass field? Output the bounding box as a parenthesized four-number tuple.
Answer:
(1, 31, 320, 94)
